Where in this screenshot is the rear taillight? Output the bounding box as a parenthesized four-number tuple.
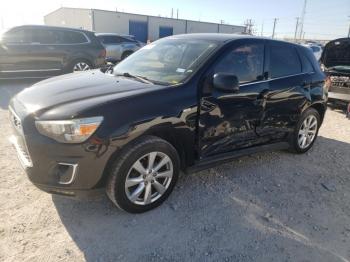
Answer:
(99, 49, 106, 58)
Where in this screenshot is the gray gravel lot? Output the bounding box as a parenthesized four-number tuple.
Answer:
(0, 79, 350, 262)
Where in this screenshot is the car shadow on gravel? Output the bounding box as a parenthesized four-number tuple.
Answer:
(52, 136, 350, 262)
(0, 79, 41, 109)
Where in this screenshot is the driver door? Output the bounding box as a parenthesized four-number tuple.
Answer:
(198, 39, 269, 158)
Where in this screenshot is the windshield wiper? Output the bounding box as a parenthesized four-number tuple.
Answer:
(116, 72, 154, 84)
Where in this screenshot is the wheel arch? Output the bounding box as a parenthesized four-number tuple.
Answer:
(95, 124, 196, 188)
(308, 102, 327, 124)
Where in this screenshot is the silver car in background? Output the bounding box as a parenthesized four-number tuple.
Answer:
(96, 33, 144, 63)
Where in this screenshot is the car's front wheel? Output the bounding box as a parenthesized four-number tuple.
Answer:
(290, 108, 320, 153)
(106, 136, 180, 213)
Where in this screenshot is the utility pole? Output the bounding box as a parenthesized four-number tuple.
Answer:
(261, 21, 264, 36)
(272, 18, 278, 39)
(176, 9, 179, 19)
(244, 19, 254, 35)
(299, 0, 307, 39)
(294, 17, 300, 42)
(171, 8, 173, 18)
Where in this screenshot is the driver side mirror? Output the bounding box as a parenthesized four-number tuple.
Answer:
(213, 73, 239, 93)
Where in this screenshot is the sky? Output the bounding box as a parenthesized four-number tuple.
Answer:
(0, 0, 349, 40)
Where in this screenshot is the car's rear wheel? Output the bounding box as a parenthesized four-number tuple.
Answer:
(106, 136, 180, 213)
(69, 59, 92, 73)
(290, 108, 320, 153)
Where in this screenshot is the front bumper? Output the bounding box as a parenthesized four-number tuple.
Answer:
(9, 109, 115, 196)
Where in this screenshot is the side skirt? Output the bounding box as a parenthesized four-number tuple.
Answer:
(185, 142, 290, 174)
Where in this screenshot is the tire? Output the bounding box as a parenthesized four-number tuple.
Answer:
(106, 136, 180, 213)
(69, 59, 93, 73)
(121, 51, 133, 60)
(289, 108, 320, 153)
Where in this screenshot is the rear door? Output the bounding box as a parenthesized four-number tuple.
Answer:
(258, 41, 307, 139)
(24, 28, 65, 73)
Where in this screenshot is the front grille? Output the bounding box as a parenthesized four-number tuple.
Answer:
(9, 107, 23, 133)
(8, 107, 33, 168)
(330, 76, 350, 88)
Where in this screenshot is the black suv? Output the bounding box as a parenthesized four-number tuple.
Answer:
(9, 34, 327, 213)
(0, 25, 106, 79)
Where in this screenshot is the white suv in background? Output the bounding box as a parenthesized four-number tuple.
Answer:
(96, 33, 144, 63)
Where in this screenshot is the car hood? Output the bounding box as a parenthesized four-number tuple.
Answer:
(322, 38, 350, 68)
(12, 70, 164, 117)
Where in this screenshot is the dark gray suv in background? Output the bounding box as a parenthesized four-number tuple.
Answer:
(0, 25, 106, 79)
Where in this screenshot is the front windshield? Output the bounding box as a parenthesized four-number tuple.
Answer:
(113, 38, 218, 85)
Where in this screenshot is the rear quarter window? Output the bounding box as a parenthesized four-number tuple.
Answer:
(269, 44, 302, 78)
(298, 48, 315, 73)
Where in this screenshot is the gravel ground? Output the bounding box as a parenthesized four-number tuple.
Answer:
(0, 80, 350, 262)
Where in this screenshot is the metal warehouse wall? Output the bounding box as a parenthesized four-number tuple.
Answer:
(44, 8, 93, 31)
(148, 16, 186, 41)
(186, 21, 218, 33)
(45, 8, 246, 41)
(219, 24, 245, 33)
(93, 10, 147, 34)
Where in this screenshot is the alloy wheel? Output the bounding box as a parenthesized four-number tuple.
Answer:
(125, 152, 173, 205)
(73, 62, 91, 72)
(298, 115, 318, 149)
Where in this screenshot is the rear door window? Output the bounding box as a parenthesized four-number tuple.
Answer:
(269, 43, 302, 78)
(60, 30, 88, 44)
(214, 43, 265, 83)
(32, 29, 61, 44)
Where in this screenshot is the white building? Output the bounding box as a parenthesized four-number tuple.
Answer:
(44, 7, 246, 42)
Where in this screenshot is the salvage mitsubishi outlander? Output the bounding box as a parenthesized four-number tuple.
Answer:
(9, 34, 327, 213)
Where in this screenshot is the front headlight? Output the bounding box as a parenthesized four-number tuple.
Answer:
(35, 116, 103, 143)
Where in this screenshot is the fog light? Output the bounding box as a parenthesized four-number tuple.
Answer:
(55, 163, 78, 185)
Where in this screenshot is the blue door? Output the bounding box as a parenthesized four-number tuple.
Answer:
(129, 20, 148, 43)
(159, 26, 173, 38)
